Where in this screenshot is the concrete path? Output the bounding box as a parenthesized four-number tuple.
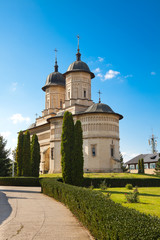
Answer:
(0, 186, 93, 240)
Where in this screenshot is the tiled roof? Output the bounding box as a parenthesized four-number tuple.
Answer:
(126, 153, 160, 165)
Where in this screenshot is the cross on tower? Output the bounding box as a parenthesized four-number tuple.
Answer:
(54, 48, 57, 61)
(77, 34, 80, 51)
(35, 113, 38, 119)
(97, 90, 102, 103)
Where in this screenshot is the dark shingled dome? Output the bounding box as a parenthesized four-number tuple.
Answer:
(65, 60, 95, 78)
(42, 58, 65, 91)
(85, 103, 123, 119)
(42, 72, 65, 91)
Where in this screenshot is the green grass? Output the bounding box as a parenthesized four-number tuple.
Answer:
(40, 172, 159, 178)
(97, 187, 160, 218)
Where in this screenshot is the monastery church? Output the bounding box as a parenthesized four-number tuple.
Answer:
(28, 40, 123, 173)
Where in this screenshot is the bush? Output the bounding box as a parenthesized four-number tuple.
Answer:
(83, 177, 160, 187)
(99, 180, 108, 190)
(40, 178, 160, 240)
(0, 177, 40, 186)
(125, 184, 133, 189)
(125, 187, 139, 203)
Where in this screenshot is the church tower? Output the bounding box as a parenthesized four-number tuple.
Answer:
(63, 36, 95, 113)
(42, 50, 65, 116)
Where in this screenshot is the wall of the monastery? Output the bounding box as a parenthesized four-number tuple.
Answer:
(65, 72, 92, 108)
(45, 85, 65, 110)
(48, 112, 121, 173)
(83, 138, 120, 172)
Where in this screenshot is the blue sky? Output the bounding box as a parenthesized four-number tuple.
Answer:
(0, 0, 160, 161)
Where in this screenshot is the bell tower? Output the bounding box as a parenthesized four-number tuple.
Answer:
(63, 36, 95, 112)
(42, 49, 65, 116)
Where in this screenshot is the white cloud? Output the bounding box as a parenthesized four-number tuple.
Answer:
(97, 73, 103, 78)
(10, 114, 31, 124)
(98, 57, 104, 62)
(0, 131, 11, 138)
(151, 72, 156, 75)
(104, 69, 120, 80)
(94, 68, 101, 73)
(124, 74, 133, 78)
(11, 82, 18, 92)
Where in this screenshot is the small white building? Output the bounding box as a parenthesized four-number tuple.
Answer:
(27, 44, 123, 173)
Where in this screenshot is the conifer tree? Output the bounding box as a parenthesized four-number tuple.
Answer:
(61, 111, 74, 184)
(72, 120, 84, 186)
(138, 159, 141, 173)
(0, 135, 12, 176)
(141, 158, 144, 174)
(155, 153, 160, 176)
(31, 134, 40, 177)
(16, 131, 24, 176)
(23, 130, 31, 176)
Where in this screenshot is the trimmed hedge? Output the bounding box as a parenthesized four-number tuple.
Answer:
(83, 177, 160, 187)
(40, 178, 160, 240)
(0, 177, 40, 186)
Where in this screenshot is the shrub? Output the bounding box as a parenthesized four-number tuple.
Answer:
(83, 177, 160, 187)
(99, 180, 108, 190)
(40, 178, 160, 240)
(125, 184, 133, 189)
(0, 177, 40, 186)
(125, 187, 139, 203)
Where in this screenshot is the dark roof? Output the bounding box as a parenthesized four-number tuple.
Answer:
(64, 48, 95, 79)
(42, 72, 65, 91)
(64, 60, 95, 79)
(126, 153, 160, 165)
(84, 103, 123, 119)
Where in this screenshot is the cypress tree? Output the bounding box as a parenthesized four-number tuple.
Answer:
(0, 135, 12, 176)
(141, 158, 144, 174)
(61, 111, 74, 184)
(72, 120, 84, 186)
(23, 130, 31, 176)
(155, 153, 160, 176)
(16, 131, 24, 176)
(138, 159, 141, 173)
(31, 134, 40, 177)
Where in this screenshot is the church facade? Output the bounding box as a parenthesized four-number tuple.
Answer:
(28, 44, 123, 173)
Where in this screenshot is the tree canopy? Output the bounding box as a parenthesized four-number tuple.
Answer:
(0, 135, 12, 176)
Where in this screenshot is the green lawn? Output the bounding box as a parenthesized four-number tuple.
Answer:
(40, 172, 159, 178)
(97, 187, 160, 218)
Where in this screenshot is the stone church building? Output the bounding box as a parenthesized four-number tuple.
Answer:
(28, 44, 123, 173)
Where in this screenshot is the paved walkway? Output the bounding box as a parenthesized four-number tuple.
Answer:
(0, 186, 93, 240)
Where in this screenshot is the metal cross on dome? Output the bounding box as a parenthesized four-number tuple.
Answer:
(98, 90, 102, 103)
(54, 48, 57, 61)
(77, 34, 80, 51)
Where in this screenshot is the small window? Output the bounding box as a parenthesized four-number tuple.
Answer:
(144, 163, 148, 169)
(51, 148, 54, 160)
(130, 164, 135, 170)
(92, 146, 96, 157)
(111, 147, 114, 157)
(60, 100, 62, 109)
(84, 90, 86, 98)
(150, 163, 155, 169)
(68, 91, 70, 99)
(136, 164, 138, 169)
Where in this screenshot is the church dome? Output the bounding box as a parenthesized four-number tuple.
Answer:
(85, 103, 123, 119)
(42, 56, 65, 91)
(64, 44, 95, 79)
